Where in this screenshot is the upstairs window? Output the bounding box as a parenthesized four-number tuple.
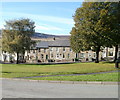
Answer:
(33, 50, 35, 53)
(63, 47, 65, 51)
(56, 47, 59, 52)
(44, 49, 46, 53)
(38, 48, 41, 52)
(70, 48, 72, 52)
(49, 47, 53, 51)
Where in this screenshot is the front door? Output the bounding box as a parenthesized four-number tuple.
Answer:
(46, 55, 48, 60)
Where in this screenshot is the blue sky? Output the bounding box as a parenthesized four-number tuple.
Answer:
(1, 2, 82, 35)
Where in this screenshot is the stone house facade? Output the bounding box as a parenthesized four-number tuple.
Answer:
(24, 38, 102, 63)
(1, 37, 120, 63)
(102, 46, 120, 60)
(25, 39, 76, 63)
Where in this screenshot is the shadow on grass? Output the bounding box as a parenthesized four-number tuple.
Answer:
(24, 62, 77, 66)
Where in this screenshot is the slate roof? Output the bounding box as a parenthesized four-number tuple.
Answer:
(36, 41, 49, 48)
(49, 39, 70, 47)
(36, 39, 70, 48)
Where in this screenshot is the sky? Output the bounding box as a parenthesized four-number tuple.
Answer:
(1, 2, 83, 35)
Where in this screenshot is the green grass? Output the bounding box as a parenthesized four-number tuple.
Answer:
(1, 62, 118, 79)
(28, 72, 119, 82)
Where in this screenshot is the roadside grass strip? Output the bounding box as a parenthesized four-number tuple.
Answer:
(1, 62, 119, 82)
(26, 72, 119, 82)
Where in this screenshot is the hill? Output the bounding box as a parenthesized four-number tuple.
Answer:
(0, 31, 70, 40)
(31, 32, 69, 38)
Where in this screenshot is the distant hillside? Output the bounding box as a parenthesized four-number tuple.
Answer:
(0, 31, 70, 40)
(31, 32, 70, 40)
(31, 32, 56, 38)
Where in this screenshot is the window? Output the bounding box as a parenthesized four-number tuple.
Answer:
(109, 51, 113, 56)
(28, 50, 30, 53)
(46, 55, 48, 60)
(68, 54, 70, 58)
(63, 54, 65, 58)
(89, 54, 91, 57)
(63, 47, 65, 51)
(56, 47, 59, 52)
(70, 48, 72, 52)
(44, 49, 46, 53)
(41, 54, 44, 59)
(33, 50, 35, 53)
(38, 48, 41, 52)
(49, 47, 53, 51)
(94, 53, 96, 57)
(119, 51, 120, 57)
(27, 55, 29, 60)
(56, 54, 59, 58)
(51, 54, 53, 58)
(80, 53, 85, 58)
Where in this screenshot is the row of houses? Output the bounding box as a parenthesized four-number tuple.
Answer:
(0, 37, 120, 63)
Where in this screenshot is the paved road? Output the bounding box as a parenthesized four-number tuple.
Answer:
(2, 79, 118, 98)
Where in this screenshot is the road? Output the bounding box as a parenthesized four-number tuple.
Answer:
(2, 79, 118, 98)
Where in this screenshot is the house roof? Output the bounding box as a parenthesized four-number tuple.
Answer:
(36, 41, 49, 48)
(36, 39, 70, 48)
(49, 39, 70, 47)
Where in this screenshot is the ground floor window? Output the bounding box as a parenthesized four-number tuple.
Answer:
(80, 53, 85, 58)
(68, 54, 70, 58)
(27, 55, 29, 60)
(63, 54, 65, 58)
(109, 51, 113, 56)
(51, 54, 53, 58)
(41, 54, 44, 59)
(119, 51, 120, 57)
(56, 54, 59, 58)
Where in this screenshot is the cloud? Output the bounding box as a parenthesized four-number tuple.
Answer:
(3, 12, 74, 25)
(2, 12, 74, 35)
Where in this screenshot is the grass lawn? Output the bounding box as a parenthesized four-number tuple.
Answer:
(28, 72, 119, 82)
(1, 62, 118, 79)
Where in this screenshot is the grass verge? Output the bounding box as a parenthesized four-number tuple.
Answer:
(27, 72, 119, 82)
(1, 62, 118, 79)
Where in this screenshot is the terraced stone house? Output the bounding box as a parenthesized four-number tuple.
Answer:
(24, 38, 100, 63)
(1, 32, 120, 63)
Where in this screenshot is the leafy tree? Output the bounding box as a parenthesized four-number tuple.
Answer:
(70, 2, 119, 63)
(104, 2, 120, 62)
(2, 18, 35, 64)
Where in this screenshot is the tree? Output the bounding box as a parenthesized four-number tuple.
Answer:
(105, 2, 120, 62)
(2, 18, 35, 64)
(70, 2, 119, 63)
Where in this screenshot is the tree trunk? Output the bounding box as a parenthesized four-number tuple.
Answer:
(106, 47, 109, 61)
(16, 52, 19, 64)
(95, 46, 100, 63)
(22, 52, 25, 61)
(114, 45, 118, 62)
